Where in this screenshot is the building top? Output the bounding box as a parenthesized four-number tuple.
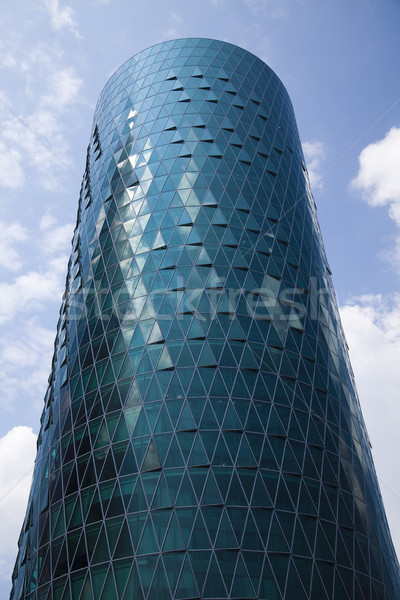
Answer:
(95, 37, 288, 116)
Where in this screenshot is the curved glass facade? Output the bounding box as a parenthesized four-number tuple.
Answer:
(10, 38, 400, 600)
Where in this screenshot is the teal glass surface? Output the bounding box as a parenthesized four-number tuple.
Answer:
(10, 38, 400, 599)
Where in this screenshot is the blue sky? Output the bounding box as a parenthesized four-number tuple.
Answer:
(0, 0, 400, 592)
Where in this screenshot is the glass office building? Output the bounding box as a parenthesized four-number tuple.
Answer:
(10, 38, 400, 600)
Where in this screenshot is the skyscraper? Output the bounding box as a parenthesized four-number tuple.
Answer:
(10, 37, 400, 599)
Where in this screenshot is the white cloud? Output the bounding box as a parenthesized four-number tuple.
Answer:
(0, 427, 37, 582)
(1, 108, 74, 191)
(43, 67, 83, 108)
(39, 212, 74, 254)
(0, 258, 66, 324)
(351, 127, 400, 271)
(42, 0, 80, 37)
(0, 42, 83, 192)
(0, 320, 54, 411)
(0, 321, 54, 371)
(340, 294, 400, 556)
(41, 223, 74, 255)
(0, 221, 28, 272)
(352, 127, 400, 226)
(39, 213, 58, 231)
(164, 12, 183, 39)
(0, 141, 25, 190)
(379, 236, 400, 273)
(303, 140, 325, 190)
(20, 43, 63, 80)
(0, 53, 17, 69)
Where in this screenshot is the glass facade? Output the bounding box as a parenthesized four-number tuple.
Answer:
(10, 38, 400, 600)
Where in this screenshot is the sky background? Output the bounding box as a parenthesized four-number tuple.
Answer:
(0, 0, 400, 594)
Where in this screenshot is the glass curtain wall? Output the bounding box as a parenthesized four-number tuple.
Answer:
(10, 38, 400, 600)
